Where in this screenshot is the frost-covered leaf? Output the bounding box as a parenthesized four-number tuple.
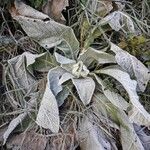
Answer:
(59, 72, 74, 85)
(10, 1, 79, 59)
(92, 93, 120, 129)
(7, 52, 49, 96)
(119, 111, 145, 150)
(111, 43, 150, 92)
(134, 124, 150, 150)
(100, 11, 135, 33)
(36, 67, 65, 132)
(45, 67, 71, 106)
(56, 86, 70, 106)
(129, 106, 150, 126)
(3, 113, 27, 145)
(93, 93, 145, 150)
(72, 61, 89, 78)
(3, 92, 39, 144)
(48, 67, 66, 96)
(7, 52, 54, 112)
(22, 52, 53, 73)
(54, 52, 76, 64)
(42, 0, 68, 23)
(23, 52, 45, 68)
(55, 58, 90, 78)
(79, 47, 116, 67)
(99, 66, 150, 126)
(36, 83, 59, 132)
(7, 52, 37, 94)
(94, 74, 129, 110)
(72, 77, 95, 105)
(79, 117, 111, 150)
(54, 53, 77, 74)
(85, 0, 113, 17)
(55, 53, 90, 78)
(11, 0, 48, 19)
(31, 52, 57, 72)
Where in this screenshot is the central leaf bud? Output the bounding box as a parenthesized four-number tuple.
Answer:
(72, 61, 89, 78)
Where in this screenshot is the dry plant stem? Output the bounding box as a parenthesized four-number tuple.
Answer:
(3, 68, 20, 108)
(112, 0, 132, 4)
(0, 8, 17, 44)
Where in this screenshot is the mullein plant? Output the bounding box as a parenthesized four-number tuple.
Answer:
(3, 0, 150, 149)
